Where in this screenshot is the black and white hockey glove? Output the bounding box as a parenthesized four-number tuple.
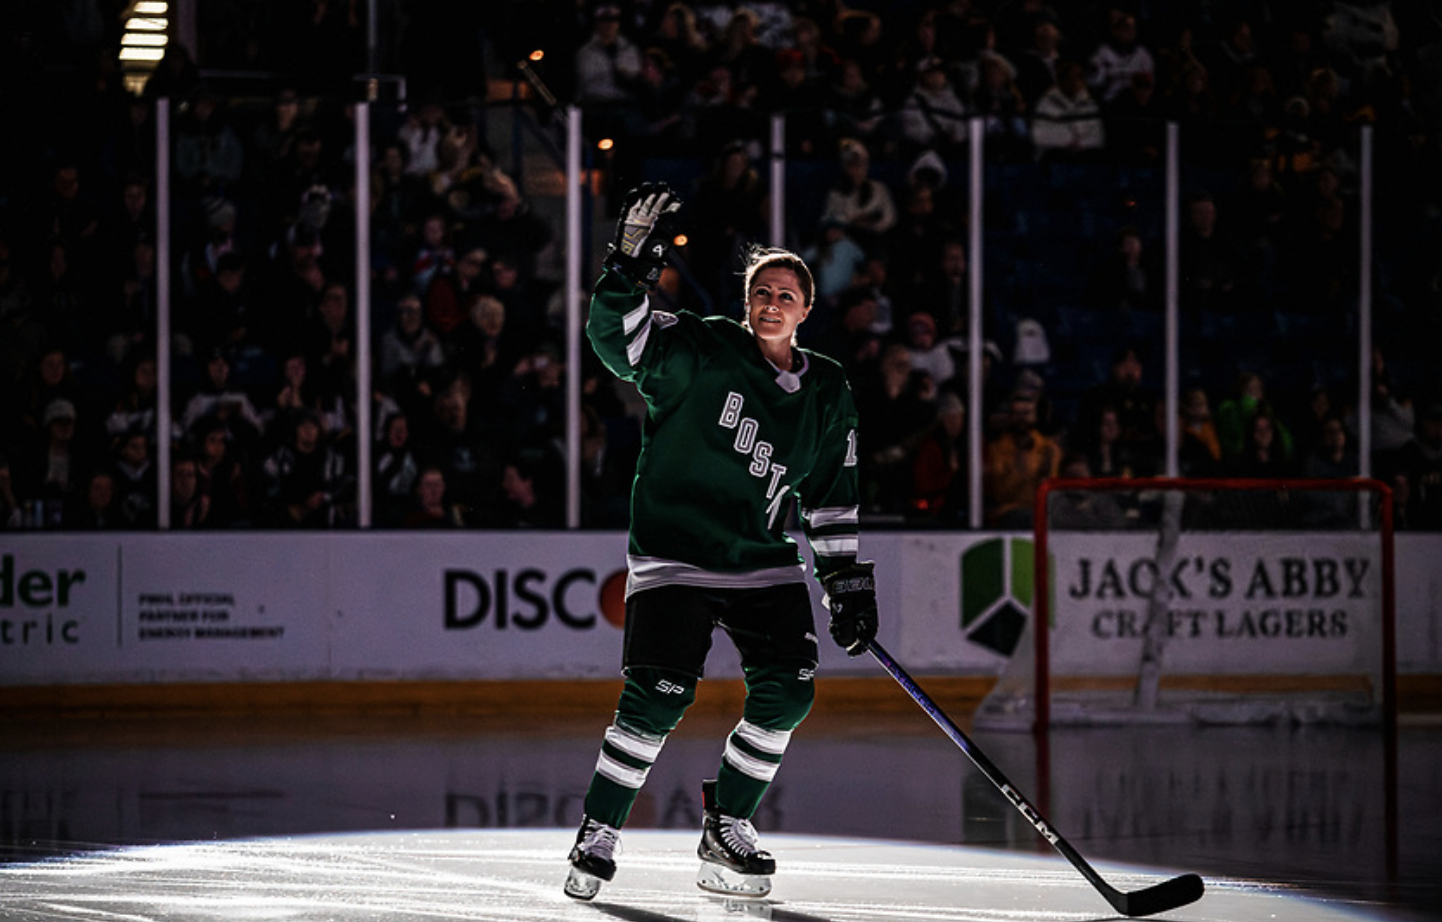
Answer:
(605, 182, 682, 287)
(821, 561, 878, 656)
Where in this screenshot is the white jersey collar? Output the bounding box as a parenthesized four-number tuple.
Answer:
(767, 350, 808, 394)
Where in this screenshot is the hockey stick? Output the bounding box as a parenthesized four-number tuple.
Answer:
(867, 640, 1204, 918)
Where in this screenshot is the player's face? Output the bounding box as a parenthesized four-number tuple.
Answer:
(747, 267, 809, 347)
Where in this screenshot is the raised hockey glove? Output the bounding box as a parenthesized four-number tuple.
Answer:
(605, 182, 682, 287)
(821, 561, 878, 656)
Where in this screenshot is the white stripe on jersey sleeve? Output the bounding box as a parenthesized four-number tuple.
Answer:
(622, 298, 650, 334)
(626, 313, 652, 367)
(810, 534, 859, 556)
(802, 505, 859, 528)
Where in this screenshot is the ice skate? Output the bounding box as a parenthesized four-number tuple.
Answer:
(564, 816, 619, 900)
(696, 780, 774, 898)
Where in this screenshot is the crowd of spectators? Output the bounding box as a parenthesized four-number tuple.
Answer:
(2, 0, 1441, 532)
(0, 40, 580, 530)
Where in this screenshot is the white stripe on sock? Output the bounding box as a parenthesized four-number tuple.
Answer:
(723, 740, 780, 783)
(605, 724, 665, 762)
(733, 720, 792, 756)
(596, 751, 650, 789)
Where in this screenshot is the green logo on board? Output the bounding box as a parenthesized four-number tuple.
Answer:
(960, 537, 1035, 657)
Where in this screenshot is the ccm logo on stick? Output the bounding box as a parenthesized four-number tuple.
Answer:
(1001, 784, 1060, 844)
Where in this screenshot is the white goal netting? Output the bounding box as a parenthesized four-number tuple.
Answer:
(974, 478, 1396, 731)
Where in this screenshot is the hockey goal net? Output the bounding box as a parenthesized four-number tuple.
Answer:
(974, 477, 1395, 732)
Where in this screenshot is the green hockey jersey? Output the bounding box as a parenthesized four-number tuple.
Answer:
(587, 267, 861, 597)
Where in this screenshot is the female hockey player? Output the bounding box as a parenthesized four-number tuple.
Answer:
(565, 183, 879, 900)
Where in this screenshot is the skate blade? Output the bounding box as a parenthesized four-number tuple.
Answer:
(563, 866, 603, 901)
(715, 897, 773, 918)
(696, 862, 772, 898)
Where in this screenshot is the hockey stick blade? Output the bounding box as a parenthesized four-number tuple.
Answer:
(1107, 872, 1205, 918)
(868, 640, 1205, 917)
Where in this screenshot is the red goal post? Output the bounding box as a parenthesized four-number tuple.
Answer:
(1001, 477, 1397, 733)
